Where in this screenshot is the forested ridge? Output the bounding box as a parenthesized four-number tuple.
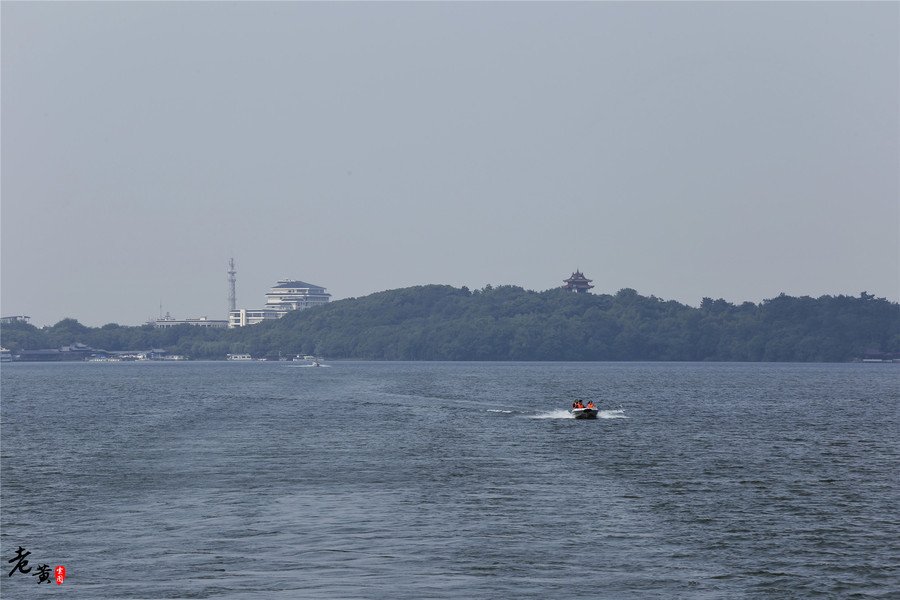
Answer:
(2, 285, 898, 362)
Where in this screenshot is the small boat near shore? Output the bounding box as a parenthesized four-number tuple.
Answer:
(293, 355, 323, 367)
(570, 407, 599, 419)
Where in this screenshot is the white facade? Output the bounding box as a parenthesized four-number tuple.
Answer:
(228, 308, 281, 328)
(229, 280, 330, 327)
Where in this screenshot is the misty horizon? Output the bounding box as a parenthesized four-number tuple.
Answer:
(3, 2, 898, 328)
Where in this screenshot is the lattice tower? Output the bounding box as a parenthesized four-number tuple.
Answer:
(227, 258, 237, 312)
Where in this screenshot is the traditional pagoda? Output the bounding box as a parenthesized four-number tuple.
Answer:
(563, 270, 594, 293)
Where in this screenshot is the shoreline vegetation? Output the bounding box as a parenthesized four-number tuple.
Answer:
(2, 285, 897, 362)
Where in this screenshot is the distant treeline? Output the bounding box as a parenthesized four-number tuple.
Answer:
(2, 286, 898, 362)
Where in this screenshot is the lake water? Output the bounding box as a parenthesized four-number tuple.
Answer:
(1, 361, 898, 598)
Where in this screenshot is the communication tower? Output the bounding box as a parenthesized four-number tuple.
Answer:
(227, 258, 237, 313)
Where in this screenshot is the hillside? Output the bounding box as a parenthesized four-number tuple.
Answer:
(3, 286, 898, 362)
(250, 285, 898, 361)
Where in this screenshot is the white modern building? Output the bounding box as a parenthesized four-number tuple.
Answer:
(227, 308, 280, 328)
(229, 279, 330, 327)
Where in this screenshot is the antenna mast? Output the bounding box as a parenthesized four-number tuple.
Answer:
(227, 258, 237, 313)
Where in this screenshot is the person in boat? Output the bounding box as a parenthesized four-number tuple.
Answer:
(587, 401, 595, 409)
(573, 401, 584, 409)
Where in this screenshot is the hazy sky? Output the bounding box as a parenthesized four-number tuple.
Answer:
(2, 2, 898, 327)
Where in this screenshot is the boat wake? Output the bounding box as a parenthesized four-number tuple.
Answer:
(598, 409, 626, 419)
(531, 409, 627, 419)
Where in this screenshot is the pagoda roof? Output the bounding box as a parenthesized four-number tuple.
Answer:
(563, 270, 593, 283)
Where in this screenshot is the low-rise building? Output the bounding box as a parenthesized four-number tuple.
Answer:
(0, 315, 31, 324)
(154, 314, 228, 329)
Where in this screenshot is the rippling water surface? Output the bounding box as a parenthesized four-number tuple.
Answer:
(2, 361, 898, 598)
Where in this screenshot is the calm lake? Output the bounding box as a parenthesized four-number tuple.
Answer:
(1, 361, 898, 598)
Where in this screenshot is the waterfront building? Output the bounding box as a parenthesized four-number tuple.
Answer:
(15, 343, 98, 362)
(13, 346, 182, 362)
(563, 270, 594, 293)
(154, 314, 229, 329)
(229, 279, 330, 327)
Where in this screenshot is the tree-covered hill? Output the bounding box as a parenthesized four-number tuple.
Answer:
(4, 285, 897, 362)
